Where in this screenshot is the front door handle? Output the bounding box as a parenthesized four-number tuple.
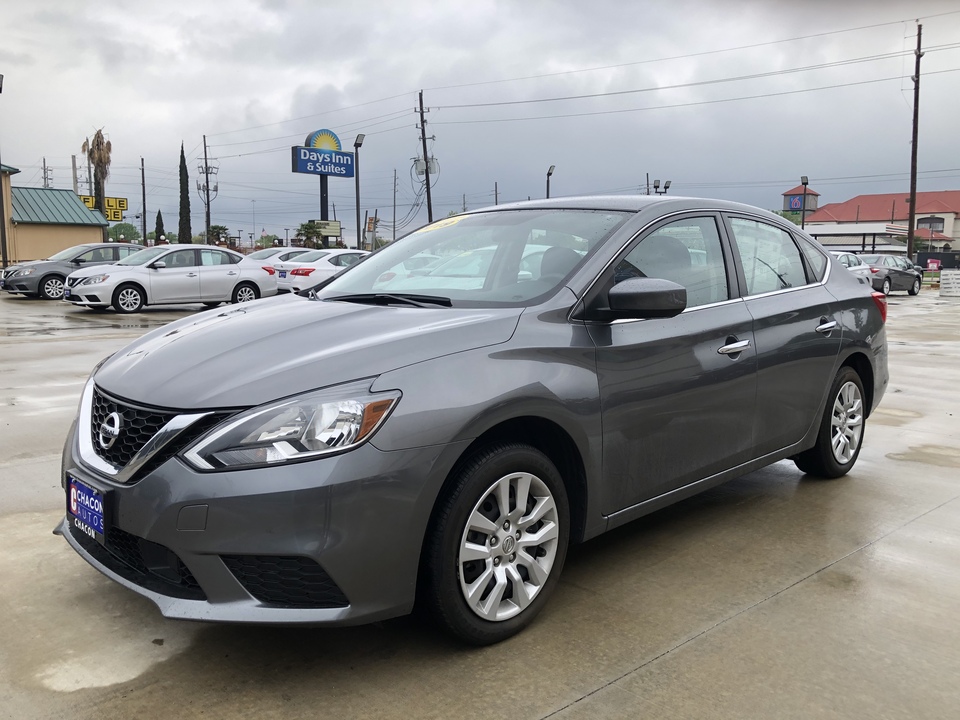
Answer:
(186, 273, 198, 277)
(816, 319, 837, 335)
(718, 339, 751, 355)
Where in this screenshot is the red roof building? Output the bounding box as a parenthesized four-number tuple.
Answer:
(805, 190, 959, 248)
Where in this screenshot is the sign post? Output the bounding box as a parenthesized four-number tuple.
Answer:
(291, 130, 354, 246)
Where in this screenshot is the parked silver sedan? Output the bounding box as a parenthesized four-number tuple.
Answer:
(277, 249, 369, 293)
(829, 251, 873, 281)
(64, 244, 278, 312)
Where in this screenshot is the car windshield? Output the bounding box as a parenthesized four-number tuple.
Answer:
(48, 246, 92, 261)
(117, 247, 168, 266)
(319, 209, 628, 307)
(296, 250, 330, 262)
(248, 248, 283, 259)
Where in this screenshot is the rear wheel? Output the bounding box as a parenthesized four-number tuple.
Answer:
(908, 277, 921, 296)
(113, 284, 145, 314)
(881, 277, 891, 295)
(39, 275, 65, 300)
(794, 366, 865, 478)
(422, 443, 569, 645)
(232, 283, 259, 304)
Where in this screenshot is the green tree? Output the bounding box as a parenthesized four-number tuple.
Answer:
(256, 233, 280, 248)
(178, 143, 192, 243)
(155, 210, 166, 241)
(209, 224, 230, 243)
(297, 221, 326, 248)
(774, 210, 801, 226)
(108, 222, 141, 244)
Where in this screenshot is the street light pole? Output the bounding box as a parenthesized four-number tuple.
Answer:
(354, 134, 365, 250)
(653, 179, 672, 195)
(0, 74, 9, 270)
(546, 165, 555, 199)
(800, 176, 809, 230)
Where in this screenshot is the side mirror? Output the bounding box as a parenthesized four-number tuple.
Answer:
(604, 277, 687, 320)
(72, 258, 85, 264)
(150, 261, 166, 269)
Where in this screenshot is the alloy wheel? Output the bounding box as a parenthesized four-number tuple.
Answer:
(117, 287, 143, 312)
(43, 277, 65, 299)
(458, 471, 559, 622)
(235, 286, 257, 303)
(830, 381, 863, 464)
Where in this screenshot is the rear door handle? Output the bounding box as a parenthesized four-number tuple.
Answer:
(718, 339, 751, 355)
(186, 273, 198, 277)
(227, 271, 238, 276)
(816, 320, 837, 335)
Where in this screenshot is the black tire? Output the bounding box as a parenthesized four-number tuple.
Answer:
(908, 277, 921, 296)
(203, 302, 222, 309)
(231, 282, 259, 304)
(794, 366, 866, 478)
(112, 283, 146, 314)
(881, 277, 891, 295)
(422, 443, 570, 645)
(38, 274, 66, 300)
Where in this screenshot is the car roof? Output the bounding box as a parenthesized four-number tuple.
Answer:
(468, 194, 781, 216)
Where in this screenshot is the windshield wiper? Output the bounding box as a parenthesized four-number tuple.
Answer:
(326, 293, 453, 308)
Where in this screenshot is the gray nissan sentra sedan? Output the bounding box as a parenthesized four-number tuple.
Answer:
(58, 196, 889, 645)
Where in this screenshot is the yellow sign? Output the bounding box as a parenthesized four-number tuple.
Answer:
(80, 195, 128, 222)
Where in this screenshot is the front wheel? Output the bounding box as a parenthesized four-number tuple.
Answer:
(422, 443, 570, 645)
(232, 283, 259, 304)
(794, 367, 866, 478)
(112, 284, 145, 314)
(39, 275, 66, 300)
(908, 277, 921, 296)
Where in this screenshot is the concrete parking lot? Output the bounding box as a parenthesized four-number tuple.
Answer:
(1, 290, 958, 719)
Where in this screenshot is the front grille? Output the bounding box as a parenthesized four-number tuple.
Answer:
(69, 522, 206, 601)
(222, 555, 348, 609)
(67, 276, 82, 288)
(91, 388, 176, 469)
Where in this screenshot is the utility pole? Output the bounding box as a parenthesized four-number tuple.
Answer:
(196, 135, 218, 242)
(462, 193, 466, 213)
(0, 73, 8, 269)
(140, 157, 147, 245)
(418, 90, 434, 222)
(495, 182, 498, 206)
(71, 155, 79, 194)
(42, 157, 52, 189)
(392, 169, 397, 243)
(907, 23, 923, 259)
(86, 151, 92, 196)
(645, 172, 650, 195)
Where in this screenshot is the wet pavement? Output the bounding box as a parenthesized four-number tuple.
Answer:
(1, 291, 958, 719)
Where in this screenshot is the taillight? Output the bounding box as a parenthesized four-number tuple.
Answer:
(291, 267, 315, 276)
(871, 292, 887, 323)
(262, 266, 276, 275)
(869, 267, 879, 274)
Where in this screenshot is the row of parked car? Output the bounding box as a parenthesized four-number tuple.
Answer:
(0, 243, 369, 312)
(830, 251, 924, 295)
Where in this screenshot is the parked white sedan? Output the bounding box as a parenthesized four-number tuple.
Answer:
(64, 245, 278, 313)
(277, 249, 369, 293)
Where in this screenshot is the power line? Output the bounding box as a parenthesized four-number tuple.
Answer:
(431, 68, 960, 126)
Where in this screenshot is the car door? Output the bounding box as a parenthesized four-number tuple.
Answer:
(586, 214, 758, 514)
(199, 249, 239, 301)
(148, 249, 201, 303)
(892, 256, 917, 288)
(724, 216, 841, 457)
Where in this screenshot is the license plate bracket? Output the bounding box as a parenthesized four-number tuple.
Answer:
(68, 476, 105, 544)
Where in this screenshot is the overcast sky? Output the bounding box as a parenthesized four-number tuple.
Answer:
(2, 0, 959, 244)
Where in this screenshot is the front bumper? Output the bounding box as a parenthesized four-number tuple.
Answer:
(60, 421, 467, 625)
(2, 273, 40, 294)
(63, 281, 112, 307)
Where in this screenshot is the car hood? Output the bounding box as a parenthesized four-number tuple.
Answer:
(94, 294, 523, 408)
(69, 263, 124, 279)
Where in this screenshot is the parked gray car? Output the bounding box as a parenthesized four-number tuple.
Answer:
(859, 253, 922, 295)
(1, 243, 142, 299)
(58, 196, 889, 644)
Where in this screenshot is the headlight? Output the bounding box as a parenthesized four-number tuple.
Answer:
(15, 268, 35, 277)
(182, 379, 400, 471)
(81, 274, 110, 285)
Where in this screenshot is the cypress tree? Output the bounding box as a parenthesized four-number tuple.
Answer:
(155, 210, 166, 243)
(178, 143, 192, 243)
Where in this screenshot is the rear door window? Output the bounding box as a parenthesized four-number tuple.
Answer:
(728, 218, 808, 295)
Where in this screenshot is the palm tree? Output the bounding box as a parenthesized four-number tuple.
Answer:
(81, 129, 112, 216)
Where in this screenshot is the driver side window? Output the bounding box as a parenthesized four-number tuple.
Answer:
(614, 217, 729, 308)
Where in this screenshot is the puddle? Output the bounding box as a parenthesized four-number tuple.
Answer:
(887, 444, 960, 469)
(870, 407, 922, 427)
